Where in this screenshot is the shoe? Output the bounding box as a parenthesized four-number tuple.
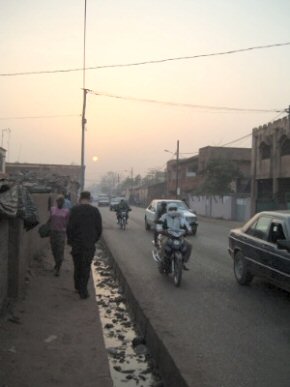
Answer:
(79, 291, 89, 299)
(54, 265, 60, 276)
(183, 264, 190, 271)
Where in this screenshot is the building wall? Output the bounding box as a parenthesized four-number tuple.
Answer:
(0, 219, 9, 314)
(8, 193, 51, 299)
(0, 193, 52, 312)
(188, 194, 251, 221)
(198, 146, 251, 174)
(0, 147, 6, 174)
(166, 147, 251, 197)
(251, 116, 290, 213)
(6, 162, 81, 180)
(280, 155, 290, 177)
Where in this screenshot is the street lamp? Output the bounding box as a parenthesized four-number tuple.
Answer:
(164, 140, 180, 199)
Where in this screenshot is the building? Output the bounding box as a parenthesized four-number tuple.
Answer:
(6, 162, 81, 203)
(167, 146, 251, 198)
(251, 115, 290, 212)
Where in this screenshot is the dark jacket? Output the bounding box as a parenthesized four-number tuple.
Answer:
(116, 201, 130, 212)
(67, 203, 102, 247)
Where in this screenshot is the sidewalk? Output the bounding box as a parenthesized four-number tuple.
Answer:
(0, 246, 113, 387)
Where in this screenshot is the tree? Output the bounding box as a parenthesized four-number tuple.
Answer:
(197, 159, 242, 196)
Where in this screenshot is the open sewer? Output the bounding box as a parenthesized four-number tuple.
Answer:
(92, 242, 164, 387)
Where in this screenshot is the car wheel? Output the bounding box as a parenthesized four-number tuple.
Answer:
(145, 217, 151, 231)
(234, 251, 253, 286)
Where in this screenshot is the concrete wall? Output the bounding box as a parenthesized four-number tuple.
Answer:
(188, 195, 251, 221)
(0, 219, 9, 314)
(0, 193, 52, 312)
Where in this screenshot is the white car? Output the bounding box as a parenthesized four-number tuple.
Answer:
(98, 194, 110, 206)
(145, 199, 198, 235)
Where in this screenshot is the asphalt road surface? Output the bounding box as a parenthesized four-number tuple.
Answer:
(100, 206, 290, 387)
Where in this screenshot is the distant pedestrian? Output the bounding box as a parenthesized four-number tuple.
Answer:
(49, 195, 70, 276)
(63, 193, 72, 210)
(67, 191, 102, 299)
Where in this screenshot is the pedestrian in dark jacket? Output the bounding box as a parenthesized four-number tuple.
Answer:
(67, 191, 102, 299)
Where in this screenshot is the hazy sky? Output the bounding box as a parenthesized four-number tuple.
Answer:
(0, 0, 289, 186)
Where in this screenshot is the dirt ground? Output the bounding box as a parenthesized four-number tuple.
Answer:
(0, 247, 113, 387)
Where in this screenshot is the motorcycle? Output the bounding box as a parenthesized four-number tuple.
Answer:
(152, 229, 187, 287)
(118, 210, 128, 230)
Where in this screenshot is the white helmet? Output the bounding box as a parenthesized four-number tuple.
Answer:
(167, 202, 179, 218)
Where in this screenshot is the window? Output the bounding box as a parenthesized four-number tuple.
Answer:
(186, 165, 197, 177)
(268, 223, 286, 244)
(281, 138, 290, 156)
(246, 216, 272, 240)
(260, 142, 271, 160)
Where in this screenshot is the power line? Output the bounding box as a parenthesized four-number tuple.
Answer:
(1, 42, 289, 77)
(221, 133, 252, 147)
(87, 89, 285, 113)
(0, 114, 80, 120)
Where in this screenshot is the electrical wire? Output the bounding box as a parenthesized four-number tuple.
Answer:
(1, 42, 289, 77)
(221, 133, 252, 147)
(0, 114, 80, 120)
(87, 89, 285, 113)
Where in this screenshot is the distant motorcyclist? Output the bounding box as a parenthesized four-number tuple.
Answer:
(158, 202, 192, 270)
(116, 199, 131, 223)
(153, 201, 167, 245)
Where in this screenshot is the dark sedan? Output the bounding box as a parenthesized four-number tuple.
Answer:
(228, 211, 290, 292)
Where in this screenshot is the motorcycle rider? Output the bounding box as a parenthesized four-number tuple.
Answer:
(153, 201, 167, 246)
(115, 199, 131, 223)
(158, 202, 192, 271)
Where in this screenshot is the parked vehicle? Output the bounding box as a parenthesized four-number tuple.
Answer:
(110, 196, 126, 211)
(98, 194, 110, 206)
(228, 210, 290, 292)
(152, 229, 187, 287)
(145, 199, 198, 235)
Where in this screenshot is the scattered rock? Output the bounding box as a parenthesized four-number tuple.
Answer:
(107, 347, 119, 355)
(134, 344, 148, 355)
(104, 323, 114, 329)
(114, 295, 126, 303)
(44, 335, 58, 343)
(132, 336, 146, 347)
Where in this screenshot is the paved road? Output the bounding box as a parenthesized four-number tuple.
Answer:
(100, 206, 290, 387)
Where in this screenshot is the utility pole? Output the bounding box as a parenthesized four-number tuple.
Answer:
(176, 140, 180, 198)
(80, 89, 87, 191)
(80, 0, 87, 192)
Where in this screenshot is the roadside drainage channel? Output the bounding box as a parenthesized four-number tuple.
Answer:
(94, 240, 188, 387)
(93, 242, 163, 387)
